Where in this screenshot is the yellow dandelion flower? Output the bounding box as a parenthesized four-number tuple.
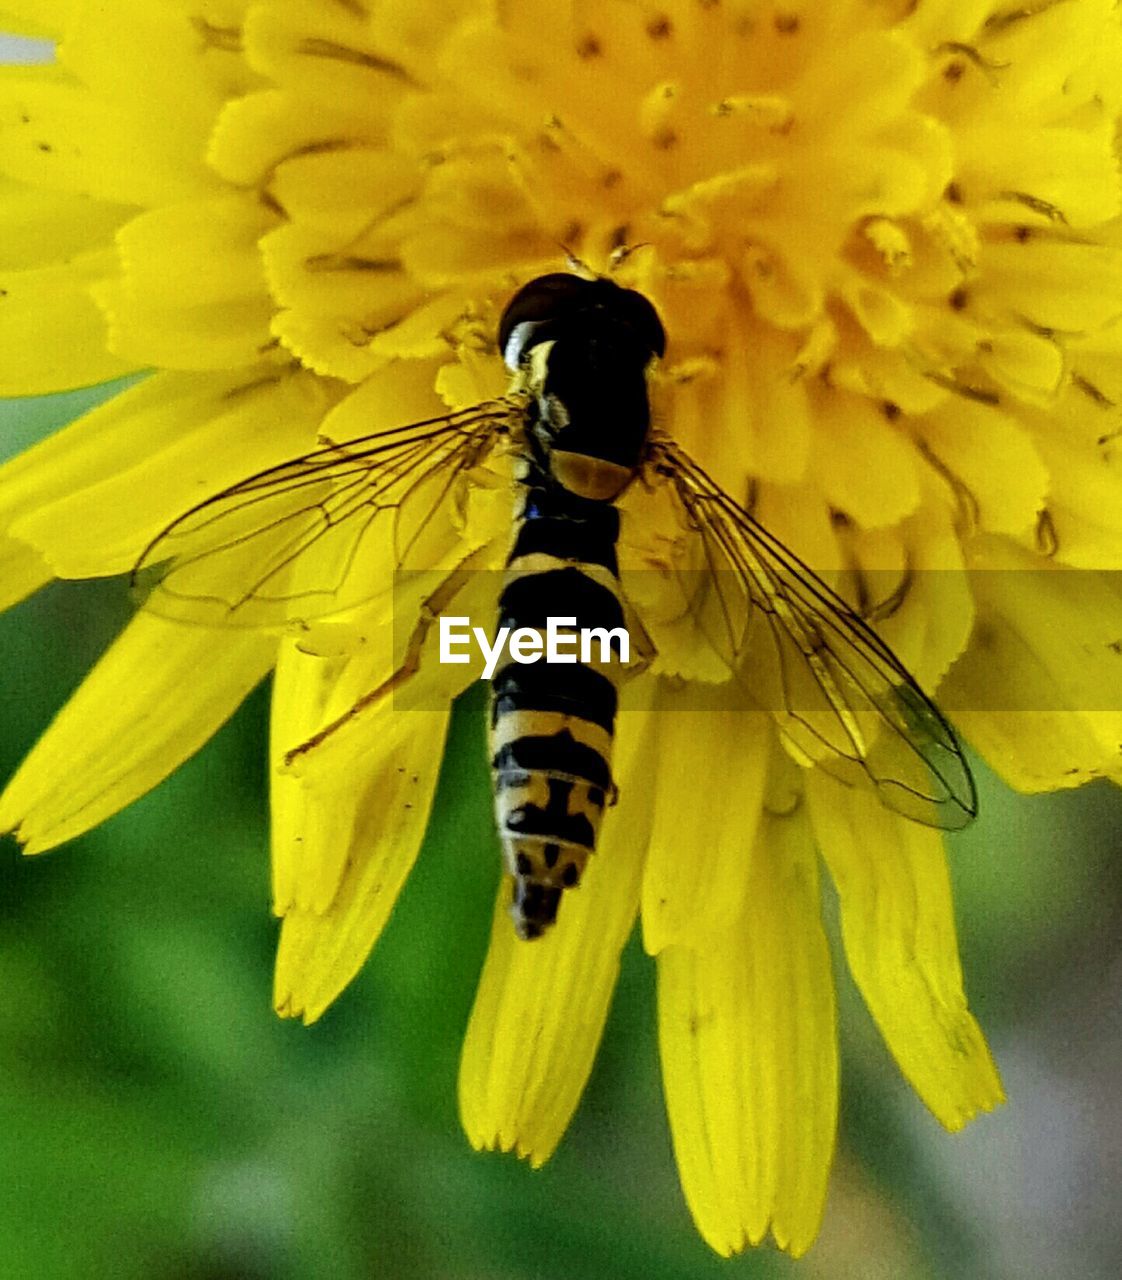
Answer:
(3, 0, 1121, 1257)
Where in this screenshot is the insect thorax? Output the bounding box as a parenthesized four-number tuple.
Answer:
(501, 273, 665, 503)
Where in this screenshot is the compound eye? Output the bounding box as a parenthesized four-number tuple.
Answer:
(617, 290, 667, 360)
(498, 273, 595, 366)
(497, 273, 668, 368)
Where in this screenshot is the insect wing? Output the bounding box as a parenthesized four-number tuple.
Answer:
(132, 403, 515, 630)
(651, 441, 977, 830)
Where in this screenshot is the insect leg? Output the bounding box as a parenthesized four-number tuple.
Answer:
(622, 606, 657, 681)
(282, 545, 492, 769)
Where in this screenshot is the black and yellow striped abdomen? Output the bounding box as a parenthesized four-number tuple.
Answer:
(489, 480, 627, 939)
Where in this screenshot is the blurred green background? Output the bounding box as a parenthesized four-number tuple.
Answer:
(3, 384, 1122, 1280)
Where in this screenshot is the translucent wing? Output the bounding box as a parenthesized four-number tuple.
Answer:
(133, 400, 519, 629)
(648, 438, 977, 830)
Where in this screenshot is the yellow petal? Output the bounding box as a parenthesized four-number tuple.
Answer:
(1041, 450, 1122, 569)
(960, 124, 1120, 229)
(260, 223, 474, 379)
(60, 0, 255, 141)
(242, 0, 409, 119)
(941, 537, 1122, 791)
(0, 611, 276, 852)
(1020, 363, 1122, 569)
(0, 2, 68, 38)
(458, 691, 655, 1166)
(981, 0, 1122, 118)
(837, 499, 974, 693)
(92, 276, 276, 372)
(45, 0, 261, 207)
(658, 798, 836, 1257)
(917, 400, 1049, 538)
(0, 179, 129, 269)
(276, 562, 502, 794)
(272, 695, 453, 1024)
(89, 198, 277, 370)
(5, 367, 332, 577)
(270, 610, 473, 1020)
(807, 391, 920, 528)
(0, 533, 48, 610)
(0, 67, 217, 206)
(270, 147, 419, 240)
(269, 636, 346, 916)
(807, 772, 1004, 1130)
(641, 686, 768, 953)
(977, 328, 1065, 404)
(979, 236, 1122, 333)
(0, 248, 134, 394)
(705, 318, 812, 486)
(318, 350, 443, 434)
(117, 197, 274, 311)
(208, 89, 379, 188)
(836, 271, 914, 348)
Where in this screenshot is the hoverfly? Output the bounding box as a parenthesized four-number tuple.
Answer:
(135, 272, 976, 938)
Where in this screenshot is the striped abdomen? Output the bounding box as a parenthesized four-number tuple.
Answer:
(489, 479, 625, 939)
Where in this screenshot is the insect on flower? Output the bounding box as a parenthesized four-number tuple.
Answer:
(134, 272, 977, 938)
